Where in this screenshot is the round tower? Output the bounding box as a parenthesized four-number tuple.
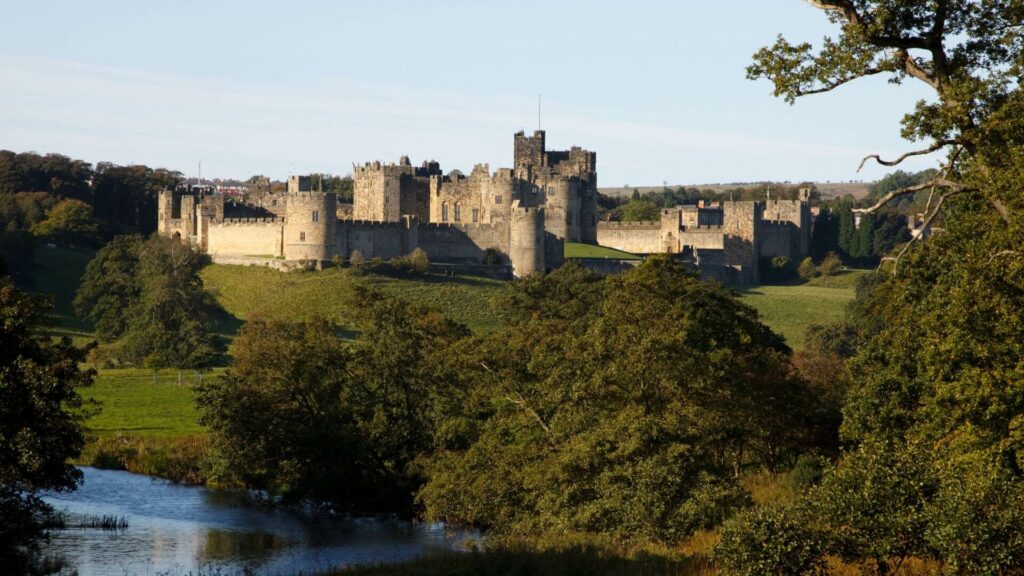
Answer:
(510, 203, 545, 277)
(541, 179, 577, 242)
(284, 191, 337, 265)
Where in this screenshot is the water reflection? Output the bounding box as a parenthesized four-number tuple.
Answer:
(41, 467, 475, 576)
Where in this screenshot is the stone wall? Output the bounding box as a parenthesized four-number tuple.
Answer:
(341, 220, 407, 261)
(207, 219, 284, 257)
(596, 221, 662, 253)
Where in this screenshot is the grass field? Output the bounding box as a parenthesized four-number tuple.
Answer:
(736, 270, 867, 349)
(81, 368, 216, 438)
(202, 264, 509, 334)
(564, 242, 642, 260)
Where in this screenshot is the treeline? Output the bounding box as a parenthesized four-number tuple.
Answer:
(599, 182, 818, 222)
(197, 257, 840, 539)
(0, 150, 182, 276)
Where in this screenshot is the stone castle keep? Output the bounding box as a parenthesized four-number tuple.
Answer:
(158, 130, 810, 283)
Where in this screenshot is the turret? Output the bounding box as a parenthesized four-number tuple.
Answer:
(284, 191, 337, 265)
(509, 202, 545, 277)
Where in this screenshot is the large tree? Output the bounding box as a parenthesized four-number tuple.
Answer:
(418, 258, 820, 543)
(0, 278, 94, 571)
(723, 2, 1024, 573)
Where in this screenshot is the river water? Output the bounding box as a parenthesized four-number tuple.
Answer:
(41, 467, 475, 576)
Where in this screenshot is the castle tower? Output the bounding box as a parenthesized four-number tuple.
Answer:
(284, 191, 337, 265)
(509, 202, 545, 277)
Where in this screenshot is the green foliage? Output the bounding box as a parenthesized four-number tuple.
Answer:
(816, 252, 842, 276)
(759, 256, 798, 284)
(30, 198, 100, 246)
(745, 2, 1024, 572)
(797, 257, 818, 280)
(0, 277, 93, 570)
(713, 505, 825, 576)
(619, 199, 661, 221)
(197, 291, 467, 513)
(418, 258, 817, 542)
(75, 235, 222, 368)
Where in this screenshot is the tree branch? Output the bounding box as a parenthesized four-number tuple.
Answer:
(856, 140, 959, 172)
(796, 67, 885, 97)
(853, 178, 966, 215)
(891, 191, 959, 275)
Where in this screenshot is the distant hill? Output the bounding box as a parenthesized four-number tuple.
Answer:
(599, 182, 872, 200)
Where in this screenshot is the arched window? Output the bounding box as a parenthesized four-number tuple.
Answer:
(441, 202, 448, 222)
(454, 203, 462, 222)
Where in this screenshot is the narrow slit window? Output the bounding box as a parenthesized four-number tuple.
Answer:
(300, 231, 306, 242)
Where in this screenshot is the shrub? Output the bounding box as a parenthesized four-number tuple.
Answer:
(790, 454, 826, 491)
(713, 506, 825, 576)
(760, 256, 798, 283)
(408, 247, 430, 274)
(349, 250, 365, 271)
(797, 257, 818, 280)
(817, 252, 843, 276)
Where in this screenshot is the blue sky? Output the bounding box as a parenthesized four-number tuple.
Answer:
(0, 0, 942, 186)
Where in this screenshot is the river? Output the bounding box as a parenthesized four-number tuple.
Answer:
(40, 467, 475, 576)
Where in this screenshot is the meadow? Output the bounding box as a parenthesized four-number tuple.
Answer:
(736, 270, 864, 349)
(564, 241, 643, 260)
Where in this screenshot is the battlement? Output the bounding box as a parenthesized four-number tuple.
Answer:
(218, 217, 284, 225)
(597, 220, 660, 229)
(353, 158, 441, 178)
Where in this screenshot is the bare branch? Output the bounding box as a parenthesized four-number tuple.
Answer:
(857, 140, 959, 172)
(891, 191, 957, 275)
(505, 394, 552, 435)
(853, 178, 966, 215)
(988, 250, 1021, 264)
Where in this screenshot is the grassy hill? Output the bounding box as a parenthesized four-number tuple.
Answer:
(564, 242, 642, 260)
(736, 270, 865, 349)
(201, 265, 509, 335)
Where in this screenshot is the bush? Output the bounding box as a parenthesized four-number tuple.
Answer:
(408, 248, 430, 274)
(713, 506, 825, 576)
(797, 257, 818, 280)
(790, 455, 826, 491)
(349, 250, 365, 272)
(760, 256, 798, 283)
(817, 252, 843, 276)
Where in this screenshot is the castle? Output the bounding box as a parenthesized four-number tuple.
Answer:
(158, 130, 810, 283)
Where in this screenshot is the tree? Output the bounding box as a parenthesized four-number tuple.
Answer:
(741, 2, 1024, 572)
(0, 278, 93, 570)
(31, 198, 100, 246)
(75, 235, 222, 368)
(197, 289, 466, 514)
(73, 234, 143, 341)
(418, 258, 818, 542)
(620, 199, 661, 222)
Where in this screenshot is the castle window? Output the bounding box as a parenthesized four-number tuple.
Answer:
(312, 210, 319, 222)
(300, 231, 306, 242)
(454, 203, 462, 222)
(441, 202, 448, 222)
(472, 208, 479, 223)
(567, 210, 572, 225)
(495, 195, 502, 204)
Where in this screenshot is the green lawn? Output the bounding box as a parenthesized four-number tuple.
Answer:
(202, 264, 509, 334)
(564, 242, 642, 260)
(17, 245, 96, 346)
(737, 270, 867, 349)
(81, 368, 216, 438)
